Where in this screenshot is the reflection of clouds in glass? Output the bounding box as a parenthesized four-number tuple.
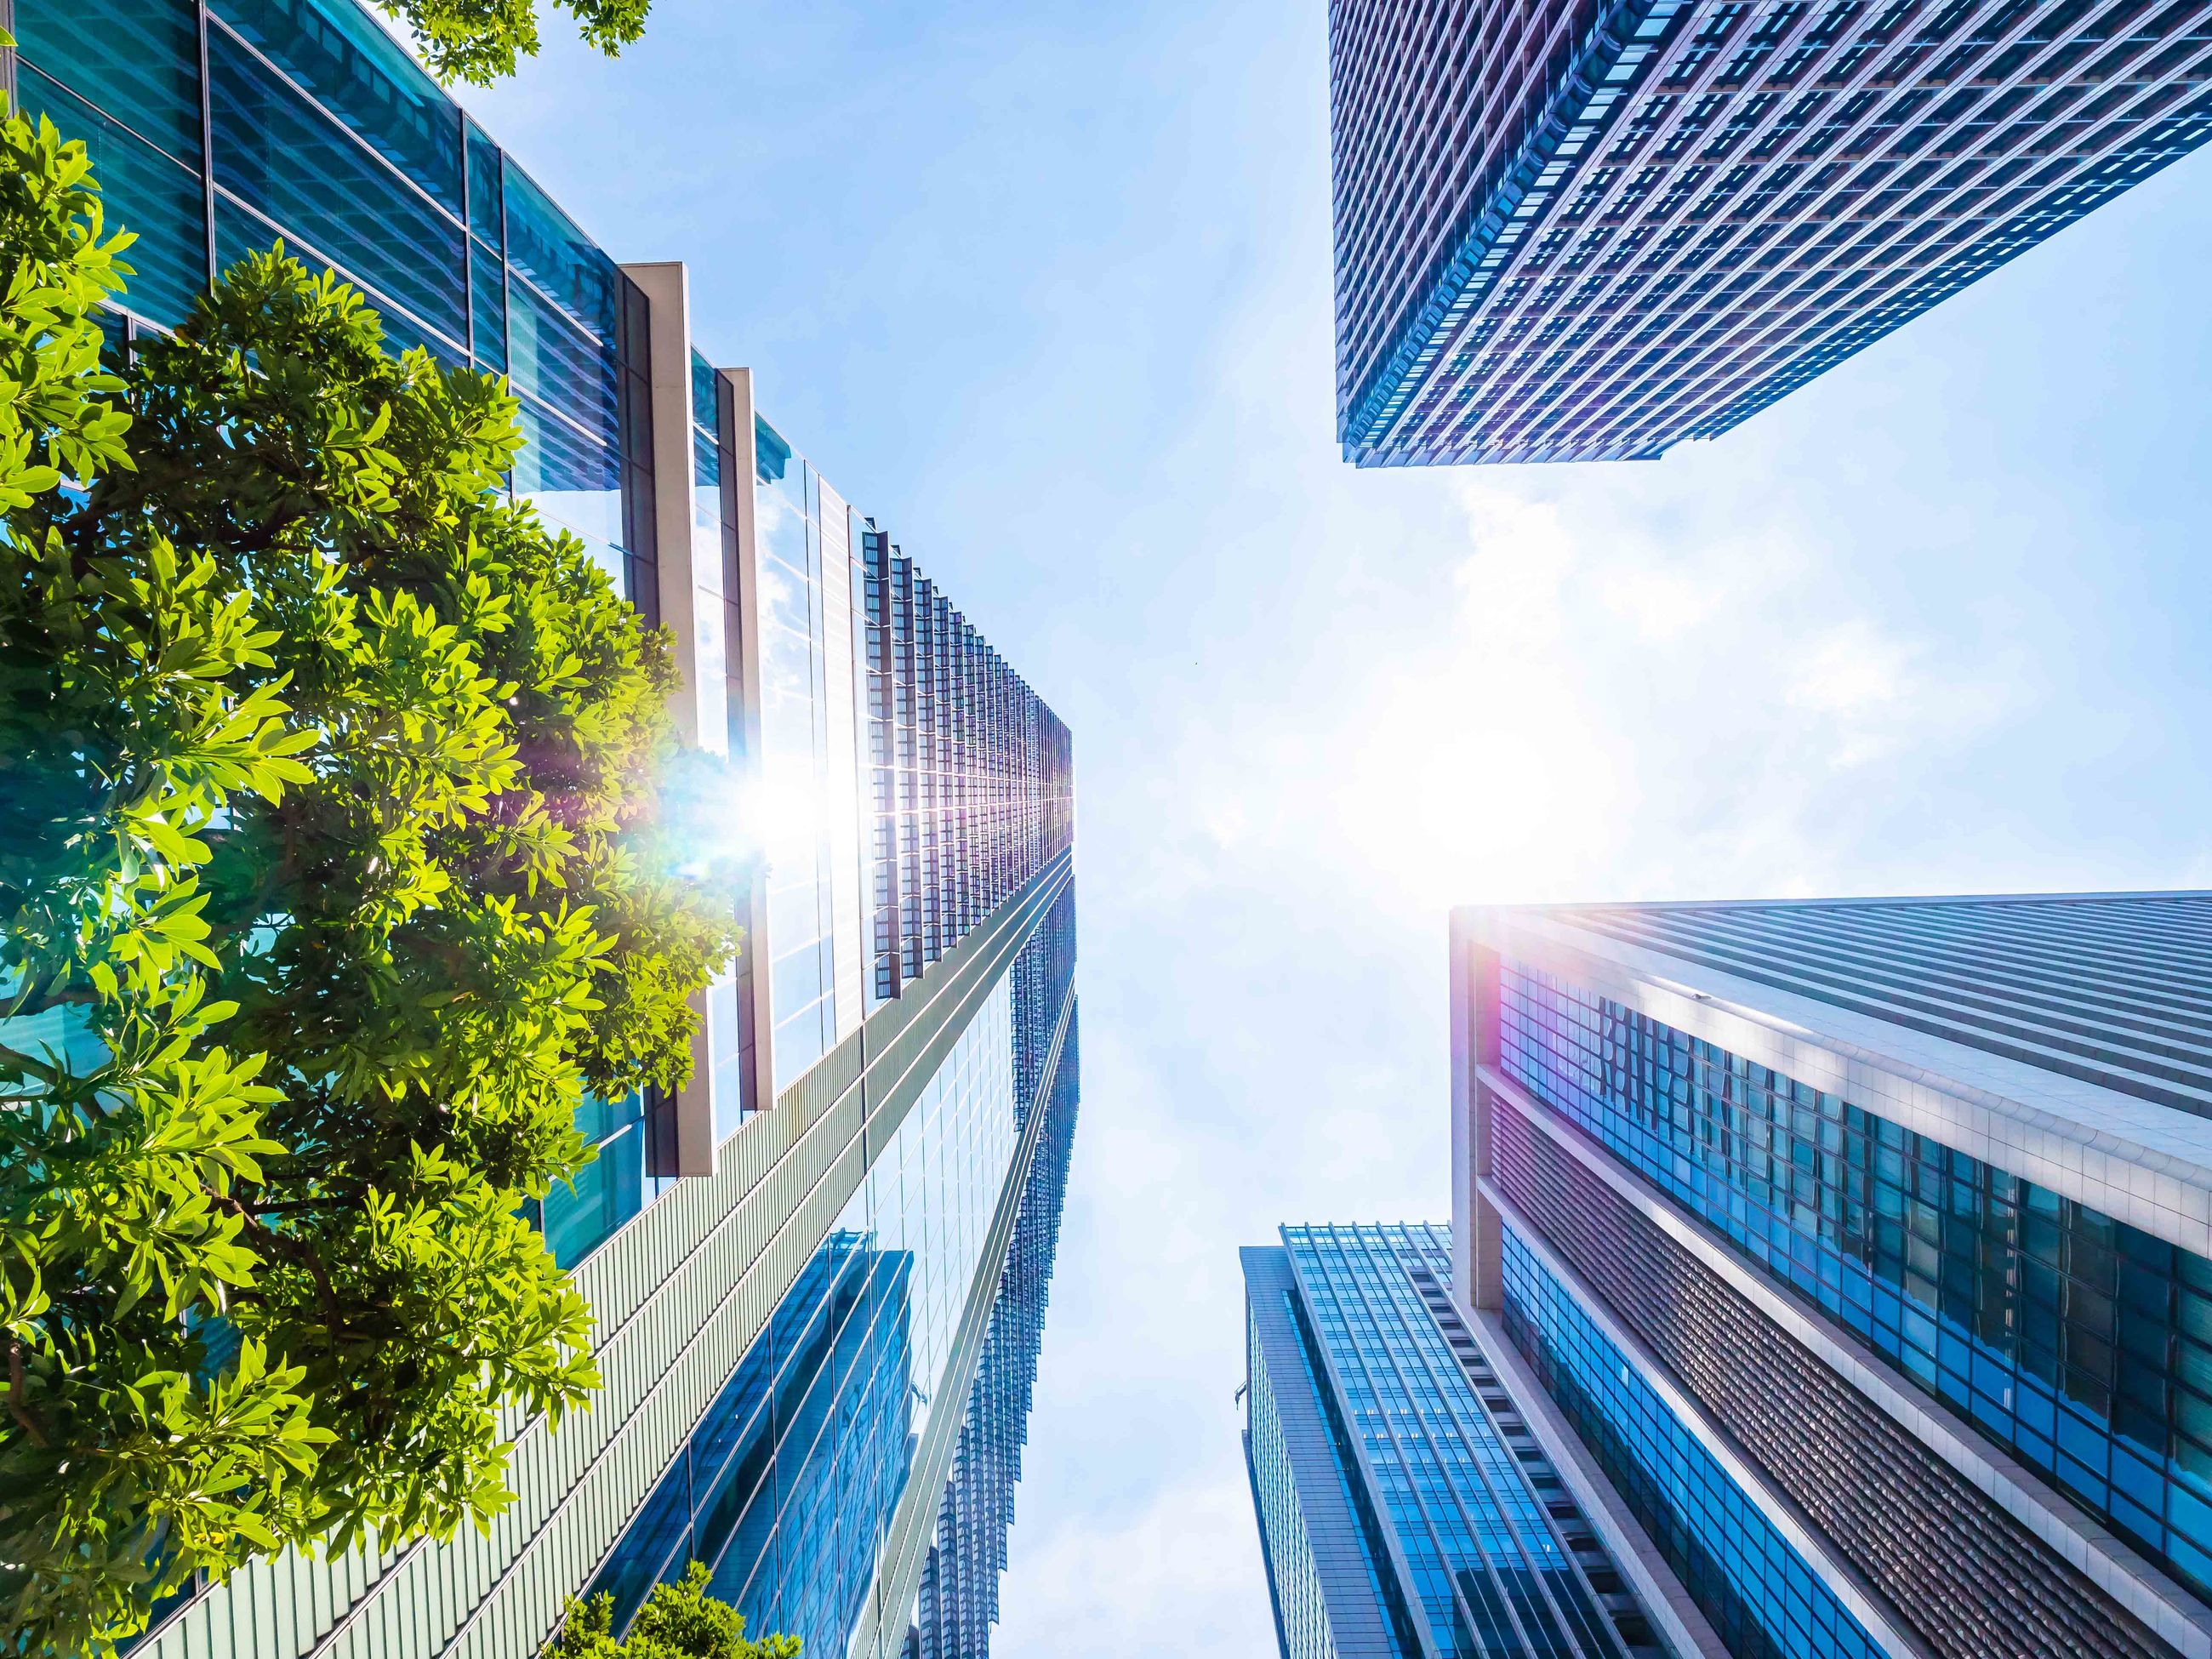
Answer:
(830, 977, 1016, 1424)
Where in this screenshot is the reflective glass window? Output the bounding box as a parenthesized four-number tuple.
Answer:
(505, 271, 616, 440)
(212, 0, 463, 215)
(502, 158, 613, 338)
(18, 66, 206, 330)
(469, 234, 506, 373)
(212, 192, 463, 367)
(208, 23, 466, 350)
(1501, 961, 2212, 1601)
(20, 0, 203, 167)
(1502, 1228, 1882, 1659)
(512, 397, 624, 585)
(465, 120, 503, 249)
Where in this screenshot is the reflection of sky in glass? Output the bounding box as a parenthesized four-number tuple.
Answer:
(755, 415, 868, 1091)
(837, 973, 1017, 1428)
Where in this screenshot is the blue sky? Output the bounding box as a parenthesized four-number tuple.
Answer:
(460, 1, 2212, 1650)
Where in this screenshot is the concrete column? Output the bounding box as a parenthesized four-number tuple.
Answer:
(619, 259, 726, 1176)
(716, 365, 777, 1130)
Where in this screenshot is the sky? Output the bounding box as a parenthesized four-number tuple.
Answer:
(458, 2, 2212, 1651)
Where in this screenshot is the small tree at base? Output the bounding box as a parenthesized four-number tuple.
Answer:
(544, 1562, 801, 1659)
(0, 111, 745, 1656)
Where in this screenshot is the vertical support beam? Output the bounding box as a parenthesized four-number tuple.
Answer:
(196, 0, 218, 286)
(718, 366, 776, 1129)
(619, 260, 727, 1175)
(1450, 908, 1503, 1314)
(0, 0, 18, 113)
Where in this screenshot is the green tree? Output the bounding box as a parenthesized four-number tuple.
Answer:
(379, 0, 651, 86)
(544, 1562, 800, 1659)
(0, 111, 744, 1656)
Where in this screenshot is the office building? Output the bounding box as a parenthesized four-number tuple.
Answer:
(1326, 0, 2212, 465)
(1240, 1223, 1678, 1658)
(17, 3, 1079, 1657)
(1451, 893, 2212, 1658)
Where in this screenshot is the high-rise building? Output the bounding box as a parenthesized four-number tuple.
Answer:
(15, 5, 1080, 1657)
(1240, 1223, 1680, 1658)
(1326, 0, 2212, 465)
(1451, 893, 2212, 1659)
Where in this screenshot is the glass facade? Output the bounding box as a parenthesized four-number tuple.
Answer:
(1243, 1224, 1668, 1659)
(1499, 1229, 1882, 1659)
(861, 533, 1075, 1011)
(910, 992, 1080, 1659)
(37, 6, 1082, 1653)
(1500, 960, 2212, 1602)
(1327, 0, 2212, 464)
(594, 890, 1078, 1656)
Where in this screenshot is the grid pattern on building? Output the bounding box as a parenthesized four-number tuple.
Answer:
(1501, 958, 2212, 1604)
(583, 969, 1026, 1653)
(862, 533, 1074, 1010)
(1540, 892, 2212, 1116)
(1245, 1246, 1414, 1659)
(590, 892, 1079, 1658)
(1492, 1092, 2175, 1659)
(909, 992, 1081, 1659)
(1498, 1227, 1884, 1659)
(26, 0, 660, 590)
(1281, 1223, 1656, 1658)
(1329, 0, 2212, 465)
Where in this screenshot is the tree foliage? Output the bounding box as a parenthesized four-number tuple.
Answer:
(544, 1562, 801, 1659)
(377, 0, 652, 86)
(0, 111, 744, 1656)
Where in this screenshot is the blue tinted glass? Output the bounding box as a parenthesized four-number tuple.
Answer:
(512, 398, 623, 579)
(691, 350, 720, 435)
(19, 68, 206, 329)
(465, 120, 502, 248)
(207, 26, 466, 350)
(212, 0, 462, 215)
(1502, 1228, 1882, 1659)
(502, 159, 613, 338)
(693, 425, 720, 491)
(20, 0, 203, 166)
(506, 274, 615, 441)
(469, 234, 506, 373)
(754, 413, 794, 485)
(213, 194, 461, 367)
(1500, 961, 2212, 1607)
(543, 1123, 643, 1268)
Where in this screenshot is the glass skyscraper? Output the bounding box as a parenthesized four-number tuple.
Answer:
(1450, 893, 2212, 1659)
(1240, 1223, 1677, 1659)
(1326, 0, 2212, 465)
(20, 5, 1080, 1658)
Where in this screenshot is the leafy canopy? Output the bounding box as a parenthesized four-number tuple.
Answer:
(379, 0, 651, 85)
(544, 1562, 801, 1659)
(0, 108, 743, 1656)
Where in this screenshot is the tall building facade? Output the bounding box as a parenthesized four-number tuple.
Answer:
(1327, 0, 2212, 465)
(1240, 1223, 1680, 1659)
(15, 4, 1079, 1657)
(1451, 894, 2212, 1659)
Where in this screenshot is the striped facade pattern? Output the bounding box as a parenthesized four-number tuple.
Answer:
(1328, 0, 2212, 465)
(1491, 1091, 2173, 1659)
(910, 1001, 1082, 1659)
(847, 979, 1081, 1659)
(1546, 892, 2212, 1115)
(138, 854, 1075, 1659)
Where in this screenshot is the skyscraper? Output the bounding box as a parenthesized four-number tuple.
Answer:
(19, 4, 1079, 1656)
(1240, 1223, 1680, 1659)
(1327, 0, 2212, 465)
(1451, 893, 2212, 1658)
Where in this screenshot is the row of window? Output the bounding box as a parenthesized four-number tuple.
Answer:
(1501, 960, 2212, 1601)
(1500, 1228, 1884, 1659)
